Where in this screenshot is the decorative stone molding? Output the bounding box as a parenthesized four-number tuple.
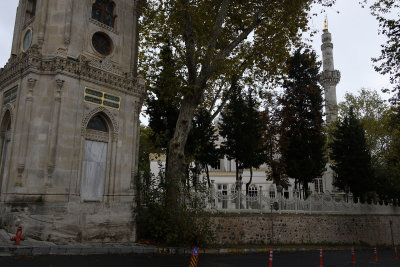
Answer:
(55, 79, 65, 102)
(321, 43, 333, 50)
(56, 79, 65, 89)
(0, 51, 146, 99)
(112, 132, 118, 142)
(15, 163, 25, 187)
(26, 78, 37, 102)
(89, 18, 118, 35)
(64, 0, 73, 45)
(56, 48, 68, 58)
(27, 78, 37, 88)
(89, 58, 121, 75)
(27, 44, 41, 57)
(86, 130, 109, 142)
(81, 106, 119, 137)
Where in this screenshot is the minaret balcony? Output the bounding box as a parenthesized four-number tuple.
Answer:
(319, 69, 341, 86)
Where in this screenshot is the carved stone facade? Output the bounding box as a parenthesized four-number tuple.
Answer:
(0, 0, 145, 242)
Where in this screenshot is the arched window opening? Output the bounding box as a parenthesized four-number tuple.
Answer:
(92, 0, 116, 27)
(87, 115, 108, 132)
(26, 0, 36, 20)
(81, 113, 111, 202)
(0, 111, 12, 196)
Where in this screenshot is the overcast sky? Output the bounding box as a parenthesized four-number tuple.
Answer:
(0, 0, 393, 103)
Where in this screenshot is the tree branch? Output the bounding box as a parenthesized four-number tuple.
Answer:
(208, 82, 225, 113)
(210, 60, 248, 120)
(217, 9, 264, 60)
(180, 0, 197, 85)
(204, 0, 231, 62)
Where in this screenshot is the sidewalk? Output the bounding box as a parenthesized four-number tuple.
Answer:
(0, 229, 158, 256)
(0, 229, 372, 257)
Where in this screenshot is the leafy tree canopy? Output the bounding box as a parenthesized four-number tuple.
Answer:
(338, 88, 391, 166)
(361, 0, 400, 104)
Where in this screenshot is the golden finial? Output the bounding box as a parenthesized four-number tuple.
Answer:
(324, 16, 328, 30)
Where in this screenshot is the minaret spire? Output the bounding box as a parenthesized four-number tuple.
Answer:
(320, 19, 340, 123)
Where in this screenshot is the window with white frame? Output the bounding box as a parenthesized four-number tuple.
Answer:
(314, 178, 323, 193)
(283, 188, 289, 199)
(230, 185, 237, 204)
(269, 186, 275, 199)
(217, 184, 228, 209)
(248, 185, 258, 197)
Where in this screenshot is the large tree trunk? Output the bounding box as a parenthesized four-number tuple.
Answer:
(166, 95, 198, 206)
(303, 180, 310, 199)
(205, 164, 210, 188)
(246, 167, 253, 195)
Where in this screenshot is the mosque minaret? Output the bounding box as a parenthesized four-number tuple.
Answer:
(320, 18, 341, 123)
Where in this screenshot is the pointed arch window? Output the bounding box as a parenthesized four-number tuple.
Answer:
(87, 115, 108, 132)
(92, 0, 116, 28)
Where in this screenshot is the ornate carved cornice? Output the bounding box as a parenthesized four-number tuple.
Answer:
(0, 49, 146, 98)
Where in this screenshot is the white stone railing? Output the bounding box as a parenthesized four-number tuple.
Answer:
(205, 189, 400, 215)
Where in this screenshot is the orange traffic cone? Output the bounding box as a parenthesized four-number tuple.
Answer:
(374, 246, 378, 262)
(351, 247, 356, 264)
(395, 246, 398, 260)
(268, 248, 273, 267)
(319, 247, 323, 267)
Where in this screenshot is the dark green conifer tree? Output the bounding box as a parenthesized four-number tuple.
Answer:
(146, 40, 181, 156)
(186, 107, 220, 188)
(329, 108, 375, 198)
(219, 81, 247, 186)
(219, 83, 265, 194)
(242, 88, 265, 194)
(279, 48, 327, 198)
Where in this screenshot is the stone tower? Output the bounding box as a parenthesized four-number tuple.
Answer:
(320, 19, 340, 123)
(0, 0, 146, 242)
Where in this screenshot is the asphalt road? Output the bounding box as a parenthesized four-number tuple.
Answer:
(0, 249, 399, 267)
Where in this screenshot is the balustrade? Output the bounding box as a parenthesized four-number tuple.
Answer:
(205, 187, 400, 215)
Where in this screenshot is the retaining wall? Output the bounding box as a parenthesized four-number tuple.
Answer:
(212, 213, 400, 245)
(0, 202, 135, 242)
